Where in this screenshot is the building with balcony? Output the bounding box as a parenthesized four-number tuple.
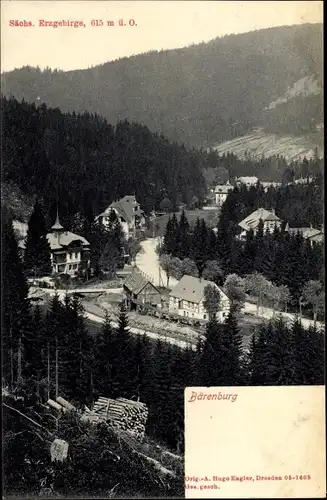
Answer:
(17, 214, 91, 277)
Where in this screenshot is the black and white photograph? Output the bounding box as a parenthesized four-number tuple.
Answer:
(1, 1, 324, 498)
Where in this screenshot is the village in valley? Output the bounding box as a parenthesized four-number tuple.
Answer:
(2, 6, 324, 499)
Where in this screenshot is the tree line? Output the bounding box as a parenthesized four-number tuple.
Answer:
(2, 96, 206, 228)
(159, 188, 324, 318)
(203, 150, 324, 186)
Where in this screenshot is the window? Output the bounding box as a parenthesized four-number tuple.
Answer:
(203, 314, 207, 319)
(184, 311, 186, 316)
(68, 265, 72, 270)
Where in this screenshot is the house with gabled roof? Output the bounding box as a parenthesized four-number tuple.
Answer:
(17, 214, 90, 276)
(285, 223, 324, 246)
(168, 275, 230, 322)
(238, 207, 282, 240)
(123, 269, 161, 310)
(97, 195, 146, 240)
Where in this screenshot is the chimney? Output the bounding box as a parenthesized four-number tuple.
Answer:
(310, 223, 313, 229)
(285, 222, 289, 232)
(271, 208, 275, 215)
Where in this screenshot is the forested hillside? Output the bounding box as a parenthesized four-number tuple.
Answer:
(1, 97, 206, 227)
(1, 23, 322, 148)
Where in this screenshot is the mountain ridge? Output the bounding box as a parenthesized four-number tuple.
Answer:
(1, 23, 323, 150)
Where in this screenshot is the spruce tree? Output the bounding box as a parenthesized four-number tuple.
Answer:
(23, 304, 45, 385)
(177, 210, 190, 259)
(46, 292, 65, 399)
(162, 216, 174, 254)
(24, 201, 52, 277)
(197, 319, 225, 385)
(264, 318, 294, 385)
(94, 312, 115, 398)
(2, 217, 31, 388)
(112, 302, 135, 398)
(220, 307, 244, 384)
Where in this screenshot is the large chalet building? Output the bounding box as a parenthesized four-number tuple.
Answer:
(96, 195, 146, 240)
(16, 215, 90, 277)
(238, 208, 282, 239)
(237, 208, 324, 246)
(168, 275, 230, 322)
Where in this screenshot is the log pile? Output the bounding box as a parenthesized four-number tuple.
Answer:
(82, 396, 148, 440)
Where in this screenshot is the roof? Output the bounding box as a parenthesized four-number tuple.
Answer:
(169, 275, 227, 304)
(123, 269, 158, 295)
(99, 195, 144, 223)
(51, 215, 64, 231)
(237, 176, 259, 185)
(214, 183, 233, 193)
(238, 208, 281, 231)
(18, 231, 90, 251)
(309, 232, 324, 242)
(47, 232, 90, 251)
(287, 227, 322, 239)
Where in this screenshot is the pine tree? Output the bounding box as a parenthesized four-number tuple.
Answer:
(220, 307, 244, 384)
(22, 304, 45, 385)
(197, 319, 225, 385)
(264, 318, 294, 385)
(249, 324, 271, 385)
(177, 210, 190, 259)
(190, 218, 208, 276)
(46, 292, 65, 399)
(132, 334, 151, 401)
(162, 216, 174, 255)
(2, 217, 31, 389)
(24, 201, 52, 277)
(94, 312, 115, 398)
(111, 302, 135, 398)
(170, 213, 179, 256)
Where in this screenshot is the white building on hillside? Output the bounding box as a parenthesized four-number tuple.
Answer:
(238, 207, 282, 239)
(17, 215, 90, 277)
(168, 275, 230, 322)
(96, 195, 145, 240)
(214, 181, 233, 207)
(235, 176, 259, 188)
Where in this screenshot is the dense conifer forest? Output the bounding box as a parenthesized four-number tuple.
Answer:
(1, 96, 207, 226)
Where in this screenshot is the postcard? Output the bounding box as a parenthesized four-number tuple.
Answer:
(1, 1, 324, 499)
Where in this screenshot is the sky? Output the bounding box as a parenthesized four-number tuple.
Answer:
(1, 1, 323, 72)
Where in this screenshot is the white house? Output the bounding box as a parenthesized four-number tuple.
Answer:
(214, 182, 234, 207)
(260, 181, 282, 193)
(285, 223, 324, 246)
(17, 214, 91, 277)
(97, 195, 146, 240)
(168, 275, 230, 322)
(238, 207, 282, 239)
(235, 176, 259, 188)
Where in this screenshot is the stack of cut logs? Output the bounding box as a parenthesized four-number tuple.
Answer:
(82, 396, 148, 440)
